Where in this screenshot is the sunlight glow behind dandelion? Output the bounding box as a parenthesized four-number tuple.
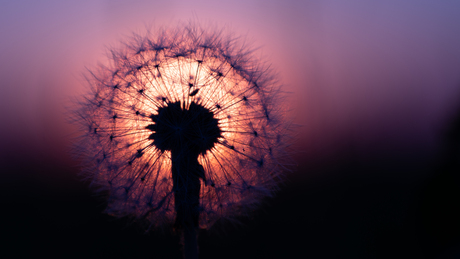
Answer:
(73, 25, 289, 232)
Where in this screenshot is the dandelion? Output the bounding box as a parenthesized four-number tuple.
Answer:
(72, 24, 290, 258)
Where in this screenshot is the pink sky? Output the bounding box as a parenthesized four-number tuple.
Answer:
(1, 0, 460, 174)
(3, 2, 460, 258)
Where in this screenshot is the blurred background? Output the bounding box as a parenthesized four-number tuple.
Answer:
(2, 0, 460, 258)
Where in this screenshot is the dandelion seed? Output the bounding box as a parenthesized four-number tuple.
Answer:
(72, 24, 290, 258)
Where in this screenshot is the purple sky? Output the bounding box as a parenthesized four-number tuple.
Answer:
(2, 0, 460, 175)
(3, 1, 460, 258)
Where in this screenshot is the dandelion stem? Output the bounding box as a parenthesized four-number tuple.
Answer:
(73, 24, 289, 258)
(183, 225, 199, 259)
(171, 150, 203, 259)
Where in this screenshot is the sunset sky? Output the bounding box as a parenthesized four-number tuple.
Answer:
(2, 1, 460, 258)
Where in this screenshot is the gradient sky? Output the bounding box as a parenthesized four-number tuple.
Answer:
(2, 0, 460, 164)
(2, 1, 460, 257)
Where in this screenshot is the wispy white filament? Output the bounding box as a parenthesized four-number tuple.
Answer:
(73, 25, 290, 230)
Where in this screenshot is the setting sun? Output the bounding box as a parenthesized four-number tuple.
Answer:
(73, 25, 289, 236)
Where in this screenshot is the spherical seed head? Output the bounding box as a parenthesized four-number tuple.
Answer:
(72, 24, 291, 230)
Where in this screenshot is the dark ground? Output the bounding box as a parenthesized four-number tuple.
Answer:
(2, 138, 460, 259)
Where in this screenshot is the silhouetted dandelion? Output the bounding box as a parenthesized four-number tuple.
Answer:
(72, 24, 290, 258)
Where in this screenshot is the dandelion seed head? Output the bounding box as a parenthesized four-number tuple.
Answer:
(73, 24, 290, 230)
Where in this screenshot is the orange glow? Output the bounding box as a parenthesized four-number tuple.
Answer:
(74, 26, 288, 229)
